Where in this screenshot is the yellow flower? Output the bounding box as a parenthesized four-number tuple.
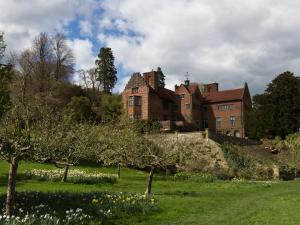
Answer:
(92, 198, 99, 204)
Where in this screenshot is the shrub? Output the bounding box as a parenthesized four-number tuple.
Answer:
(174, 172, 217, 183)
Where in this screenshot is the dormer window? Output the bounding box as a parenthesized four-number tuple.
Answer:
(132, 87, 139, 94)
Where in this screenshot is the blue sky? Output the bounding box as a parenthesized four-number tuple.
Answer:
(1, 0, 300, 94)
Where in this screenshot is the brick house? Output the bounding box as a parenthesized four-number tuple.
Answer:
(122, 68, 252, 138)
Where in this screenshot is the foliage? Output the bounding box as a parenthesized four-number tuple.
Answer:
(157, 67, 165, 88)
(0, 114, 34, 162)
(95, 47, 117, 94)
(63, 96, 95, 122)
(22, 169, 118, 184)
(100, 94, 122, 122)
(0, 34, 12, 119)
(246, 71, 300, 139)
(34, 120, 105, 166)
(221, 144, 274, 180)
(0, 192, 156, 225)
(134, 120, 161, 134)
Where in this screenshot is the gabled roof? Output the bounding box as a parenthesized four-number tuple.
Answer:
(203, 88, 245, 103)
(187, 83, 199, 94)
(125, 72, 149, 89)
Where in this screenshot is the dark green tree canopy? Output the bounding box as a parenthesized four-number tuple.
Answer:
(247, 71, 300, 139)
(157, 67, 165, 88)
(95, 47, 117, 94)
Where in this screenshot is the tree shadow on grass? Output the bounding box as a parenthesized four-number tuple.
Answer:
(159, 190, 201, 197)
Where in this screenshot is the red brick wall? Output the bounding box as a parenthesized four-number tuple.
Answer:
(122, 85, 150, 120)
(143, 71, 158, 91)
(203, 101, 245, 137)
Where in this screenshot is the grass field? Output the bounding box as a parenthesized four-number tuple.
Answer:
(1, 161, 300, 225)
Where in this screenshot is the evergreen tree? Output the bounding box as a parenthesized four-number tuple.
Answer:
(157, 67, 165, 88)
(95, 47, 117, 94)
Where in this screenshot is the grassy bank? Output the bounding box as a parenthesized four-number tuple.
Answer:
(1, 161, 300, 225)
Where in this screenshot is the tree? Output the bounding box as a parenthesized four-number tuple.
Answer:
(101, 94, 123, 122)
(63, 96, 95, 122)
(157, 67, 165, 88)
(95, 47, 117, 94)
(0, 33, 12, 118)
(105, 120, 178, 198)
(0, 32, 6, 60)
(0, 114, 34, 216)
(78, 68, 101, 111)
(36, 119, 103, 182)
(52, 33, 75, 81)
(248, 71, 300, 139)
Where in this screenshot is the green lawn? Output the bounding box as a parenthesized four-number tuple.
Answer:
(1, 161, 300, 225)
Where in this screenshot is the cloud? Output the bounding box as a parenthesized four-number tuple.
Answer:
(79, 20, 93, 37)
(98, 0, 300, 94)
(0, 0, 97, 53)
(67, 38, 96, 83)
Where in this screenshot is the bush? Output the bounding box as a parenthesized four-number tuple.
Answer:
(134, 120, 161, 134)
(221, 144, 274, 180)
(22, 169, 118, 184)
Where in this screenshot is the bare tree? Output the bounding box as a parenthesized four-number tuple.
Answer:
(52, 33, 74, 81)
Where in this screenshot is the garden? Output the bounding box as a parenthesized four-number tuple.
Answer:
(1, 161, 300, 225)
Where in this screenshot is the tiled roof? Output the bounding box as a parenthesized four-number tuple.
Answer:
(187, 84, 198, 94)
(156, 87, 177, 102)
(203, 88, 244, 103)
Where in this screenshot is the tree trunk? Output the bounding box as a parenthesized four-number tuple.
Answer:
(145, 166, 155, 199)
(117, 163, 121, 179)
(61, 165, 69, 182)
(6, 157, 19, 217)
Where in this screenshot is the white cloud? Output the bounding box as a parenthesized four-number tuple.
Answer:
(79, 20, 93, 37)
(99, 0, 300, 94)
(0, 0, 97, 52)
(67, 38, 96, 83)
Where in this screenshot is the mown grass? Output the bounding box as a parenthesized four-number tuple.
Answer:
(1, 160, 300, 225)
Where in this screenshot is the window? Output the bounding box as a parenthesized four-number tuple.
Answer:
(229, 116, 236, 126)
(128, 96, 142, 106)
(216, 117, 222, 129)
(180, 94, 185, 99)
(216, 104, 234, 111)
(132, 87, 139, 93)
(128, 96, 134, 106)
(186, 104, 190, 109)
(134, 96, 142, 106)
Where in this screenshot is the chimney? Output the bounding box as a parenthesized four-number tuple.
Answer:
(143, 71, 159, 90)
(204, 83, 218, 92)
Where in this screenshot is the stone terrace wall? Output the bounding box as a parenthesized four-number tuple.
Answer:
(207, 130, 262, 145)
(146, 131, 229, 171)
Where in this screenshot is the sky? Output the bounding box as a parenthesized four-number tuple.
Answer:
(1, 0, 300, 95)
